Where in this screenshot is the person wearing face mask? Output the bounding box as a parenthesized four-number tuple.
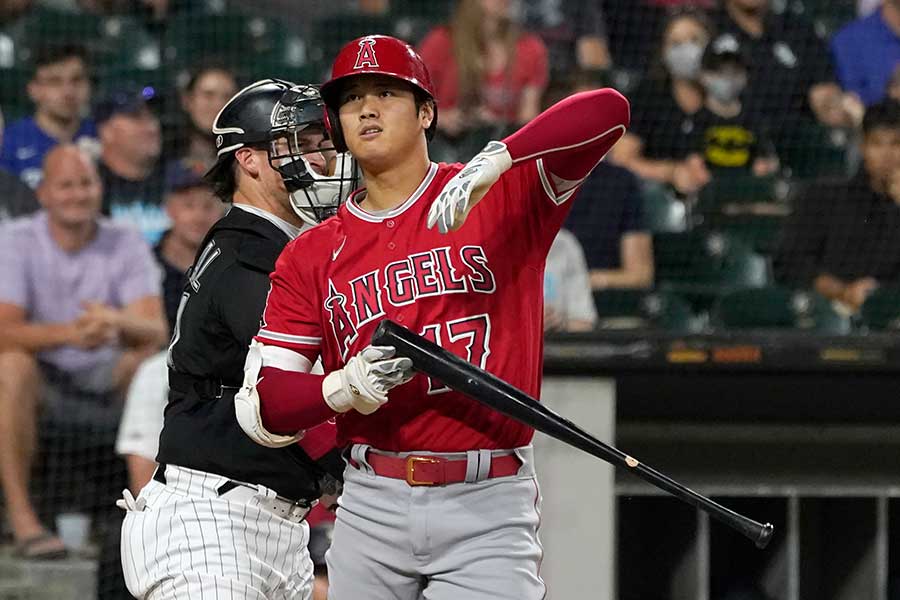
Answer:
(609, 8, 712, 196)
(690, 37, 779, 183)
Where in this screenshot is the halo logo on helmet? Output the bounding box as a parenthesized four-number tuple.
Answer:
(354, 39, 380, 70)
(320, 35, 438, 153)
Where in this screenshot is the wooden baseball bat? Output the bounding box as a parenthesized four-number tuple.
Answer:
(372, 319, 774, 549)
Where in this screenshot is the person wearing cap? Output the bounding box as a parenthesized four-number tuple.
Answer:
(691, 37, 779, 180)
(239, 34, 629, 599)
(96, 85, 167, 244)
(0, 43, 99, 189)
(119, 80, 356, 600)
(155, 160, 224, 335)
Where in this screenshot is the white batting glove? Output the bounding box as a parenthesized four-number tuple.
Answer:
(322, 345, 414, 415)
(426, 141, 513, 234)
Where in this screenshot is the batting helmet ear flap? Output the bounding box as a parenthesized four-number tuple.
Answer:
(324, 106, 348, 153)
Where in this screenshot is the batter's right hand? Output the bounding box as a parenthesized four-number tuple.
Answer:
(322, 345, 414, 415)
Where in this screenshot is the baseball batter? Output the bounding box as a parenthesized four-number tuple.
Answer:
(235, 36, 630, 599)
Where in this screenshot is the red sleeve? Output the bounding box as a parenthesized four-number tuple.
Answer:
(252, 237, 335, 435)
(503, 88, 630, 185)
(255, 240, 323, 354)
(478, 89, 630, 263)
(257, 366, 336, 435)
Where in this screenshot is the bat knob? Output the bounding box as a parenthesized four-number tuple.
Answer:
(755, 523, 775, 549)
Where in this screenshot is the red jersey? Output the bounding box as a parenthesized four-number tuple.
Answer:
(418, 26, 549, 122)
(257, 159, 575, 452)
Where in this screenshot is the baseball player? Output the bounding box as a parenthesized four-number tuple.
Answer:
(235, 36, 630, 599)
(119, 80, 357, 600)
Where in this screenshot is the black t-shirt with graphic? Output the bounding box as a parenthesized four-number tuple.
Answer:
(98, 160, 167, 244)
(690, 106, 775, 173)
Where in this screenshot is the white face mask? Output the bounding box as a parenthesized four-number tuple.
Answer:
(703, 74, 746, 104)
(664, 42, 705, 79)
(288, 152, 360, 226)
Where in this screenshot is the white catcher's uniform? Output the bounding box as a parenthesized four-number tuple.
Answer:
(120, 464, 314, 599)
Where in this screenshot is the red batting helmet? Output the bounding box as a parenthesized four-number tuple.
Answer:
(320, 35, 438, 152)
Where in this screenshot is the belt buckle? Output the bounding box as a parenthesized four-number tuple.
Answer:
(406, 456, 441, 486)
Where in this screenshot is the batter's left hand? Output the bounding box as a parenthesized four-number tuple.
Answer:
(427, 141, 512, 234)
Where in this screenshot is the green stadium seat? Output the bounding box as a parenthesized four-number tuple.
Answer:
(654, 231, 769, 289)
(162, 13, 308, 79)
(593, 289, 699, 333)
(717, 215, 787, 255)
(19, 10, 160, 73)
(780, 120, 851, 180)
(801, 0, 857, 37)
(860, 287, 900, 332)
(696, 174, 778, 215)
(642, 183, 687, 233)
(711, 286, 851, 333)
(0, 66, 31, 120)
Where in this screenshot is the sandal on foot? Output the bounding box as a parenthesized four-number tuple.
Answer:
(13, 532, 69, 560)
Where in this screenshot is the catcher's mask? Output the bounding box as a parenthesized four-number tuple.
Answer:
(268, 84, 359, 226)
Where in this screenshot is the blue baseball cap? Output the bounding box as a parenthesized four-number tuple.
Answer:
(164, 159, 208, 194)
(95, 85, 160, 124)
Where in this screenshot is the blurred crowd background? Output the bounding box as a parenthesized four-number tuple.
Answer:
(0, 0, 898, 598)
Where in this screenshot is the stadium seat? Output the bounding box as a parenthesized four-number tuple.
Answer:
(860, 287, 900, 332)
(780, 120, 851, 180)
(642, 183, 687, 233)
(711, 286, 851, 333)
(162, 13, 308, 79)
(717, 215, 787, 255)
(593, 289, 699, 333)
(654, 231, 769, 290)
(0, 66, 32, 120)
(19, 10, 160, 73)
(800, 0, 858, 37)
(696, 174, 778, 215)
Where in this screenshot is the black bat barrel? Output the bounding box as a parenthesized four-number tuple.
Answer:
(372, 319, 774, 549)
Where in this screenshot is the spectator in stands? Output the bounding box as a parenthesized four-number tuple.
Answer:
(773, 101, 900, 312)
(156, 159, 224, 333)
(0, 144, 166, 559)
(0, 44, 98, 189)
(96, 85, 167, 244)
(0, 0, 31, 23)
(418, 0, 549, 161)
(116, 352, 167, 494)
(565, 161, 655, 291)
(172, 61, 237, 170)
(831, 0, 900, 107)
(519, 0, 612, 82)
(890, 64, 900, 102)
(711, 0, 859, 131)
(0, 108, 40, 221)
(692, 36, 778, 178)
(544, 229, 598, 332)
(609, 8, 712, 195)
